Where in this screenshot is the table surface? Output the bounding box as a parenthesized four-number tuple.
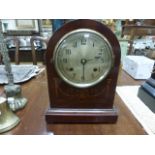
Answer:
(0, 67, 147, 135)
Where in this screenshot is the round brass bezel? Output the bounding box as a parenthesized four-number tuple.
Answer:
(53, 28, 114, 88)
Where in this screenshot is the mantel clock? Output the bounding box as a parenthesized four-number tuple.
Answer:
(45, 19, 121, 123)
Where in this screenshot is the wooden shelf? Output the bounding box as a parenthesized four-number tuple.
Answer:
(122, 25, 155, 54)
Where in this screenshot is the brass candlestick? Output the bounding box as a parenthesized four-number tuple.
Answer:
(0, 97, 20, 133)
(0, 20, 27, 111)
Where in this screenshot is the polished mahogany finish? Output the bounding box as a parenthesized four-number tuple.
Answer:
(46, 108, 118, 123)
(30, 36, 49, 65)
(45, 19, 121, 123)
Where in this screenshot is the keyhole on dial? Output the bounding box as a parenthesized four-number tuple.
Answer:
(93, 68, 98, 72)
(69, 68, 74, 71)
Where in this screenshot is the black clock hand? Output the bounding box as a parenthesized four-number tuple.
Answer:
(85, 56, 101, 62)
(94, 56, 101, 60)
(82, 64, 85, 80)
(86, 58, 93, 61)
(81, 58, 87, 81)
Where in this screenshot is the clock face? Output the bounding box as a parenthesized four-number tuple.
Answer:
(53, 29, 114, 88)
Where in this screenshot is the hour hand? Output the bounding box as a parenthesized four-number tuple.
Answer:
(86, 58, 93, 62)
(94, 56, 101, 60)
(86, 56, 100, 61)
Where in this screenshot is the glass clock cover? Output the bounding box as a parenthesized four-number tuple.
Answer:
(53, 29, 114, 88)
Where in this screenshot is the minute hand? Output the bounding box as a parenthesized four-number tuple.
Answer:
(81, 58, 87, 80)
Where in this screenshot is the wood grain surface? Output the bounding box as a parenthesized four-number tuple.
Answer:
(0, 68, 146, 135)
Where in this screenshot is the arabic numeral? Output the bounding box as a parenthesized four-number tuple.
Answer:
(66, 49, 71, 55)
(73, 42, 77, 47)
(81, 38, 86, 45)
(63, 58, 68, 63)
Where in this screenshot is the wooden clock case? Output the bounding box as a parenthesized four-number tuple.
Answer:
(45, 19, 121, 123)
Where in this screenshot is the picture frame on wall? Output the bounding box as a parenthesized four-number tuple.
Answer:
(16, 20, 35, 29)
(1, 19, 40, 36)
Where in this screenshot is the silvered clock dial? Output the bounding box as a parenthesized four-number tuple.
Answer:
(53, 29, 114, 88)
